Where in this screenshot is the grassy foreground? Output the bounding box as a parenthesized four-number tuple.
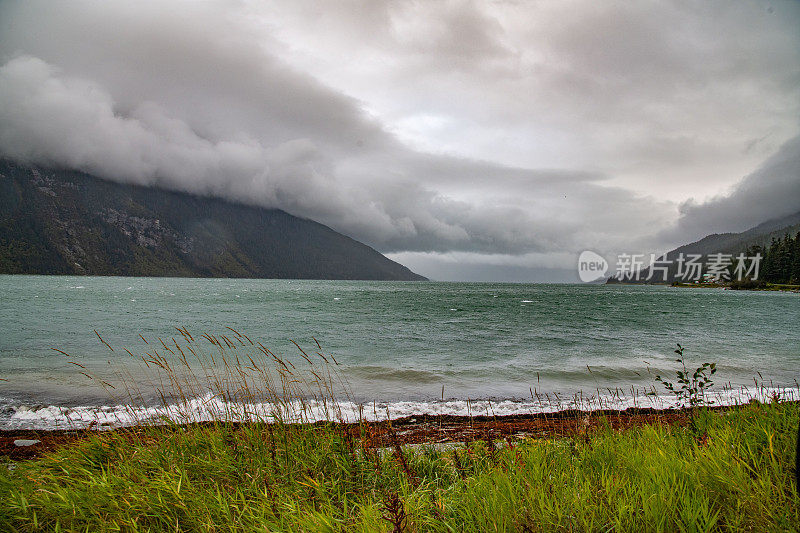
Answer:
(1, 402, 798, 532)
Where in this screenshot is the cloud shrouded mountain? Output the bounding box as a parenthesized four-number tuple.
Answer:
(0, 159, 427, 280)
(0, 0, 798, 281)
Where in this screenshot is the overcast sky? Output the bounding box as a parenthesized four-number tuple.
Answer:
(0, 0, 798, 281)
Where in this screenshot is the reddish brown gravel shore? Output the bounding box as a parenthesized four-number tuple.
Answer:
(0, 405, 716, 461)
(5, 402, 769, 462)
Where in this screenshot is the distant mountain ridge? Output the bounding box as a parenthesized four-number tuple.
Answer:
(0, 159, 427, 280)
(610, 211, 800, 283)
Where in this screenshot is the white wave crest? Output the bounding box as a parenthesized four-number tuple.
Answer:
(5, 385, 798, 431)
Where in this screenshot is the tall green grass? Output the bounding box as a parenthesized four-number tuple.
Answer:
(1, 401, 797, 531)
(62, 328, 359, 428)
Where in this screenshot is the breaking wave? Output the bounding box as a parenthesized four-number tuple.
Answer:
(4, 385, 797, 431)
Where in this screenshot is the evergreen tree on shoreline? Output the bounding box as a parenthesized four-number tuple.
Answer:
(759, 233, 800, 284)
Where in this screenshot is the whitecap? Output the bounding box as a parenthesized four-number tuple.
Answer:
(5, 385, 796, 431)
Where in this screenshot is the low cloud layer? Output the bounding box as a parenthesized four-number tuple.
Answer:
(0, 53, 669, 259)
(0, 1, 798, 280)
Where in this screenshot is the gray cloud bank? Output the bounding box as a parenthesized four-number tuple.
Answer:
(0, 1, 798, 280)
(667, 135, 800, 241)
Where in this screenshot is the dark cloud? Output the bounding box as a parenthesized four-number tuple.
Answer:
(665, 134, 800, 242)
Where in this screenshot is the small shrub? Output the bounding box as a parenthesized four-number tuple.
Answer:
(653, 344, 717, 429)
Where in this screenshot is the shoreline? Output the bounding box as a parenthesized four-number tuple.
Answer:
(0, 402, 766, 461)
(607, 280, 800, 292)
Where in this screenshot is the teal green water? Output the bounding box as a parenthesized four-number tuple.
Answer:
(0, 276, 798, 426)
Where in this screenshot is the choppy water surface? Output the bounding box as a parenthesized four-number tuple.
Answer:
(1, 276, 797, 428)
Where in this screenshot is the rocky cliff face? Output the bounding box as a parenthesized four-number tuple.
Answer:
(0, 160, 427, 281)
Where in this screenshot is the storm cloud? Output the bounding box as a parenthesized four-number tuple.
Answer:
(667, 134, 800, 242)
(0, 0, 798, 280)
